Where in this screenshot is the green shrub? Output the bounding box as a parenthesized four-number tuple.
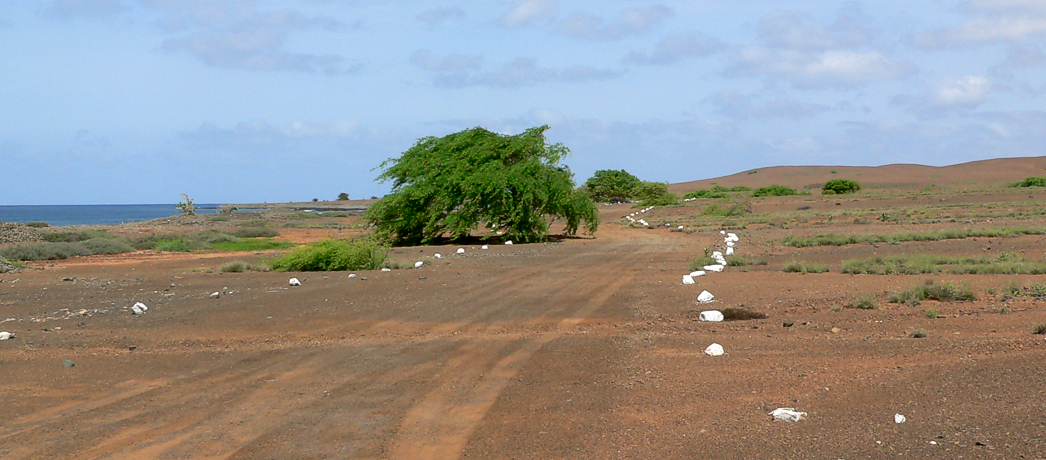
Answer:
(710, 185, 752, 192)
(1032, 323, 1046, 334)
(1010, 177, 1046, 188)
(230, 227, 281, 238)
(845, 295, 877, 310)
(700, 199, 748, 217)
(688, 255, 717, 271)
(926, 308, 939, 319)
(889, 280, 976, 306)
(25, 222, 50, 228)
(583, 169, 642, 203)
(752, 185, 797, 197)
(195, 230, 239, 244)
(783, 260, 829, 274)
(908, 329, 927, 338)
(683, 189, 727, 200)
(41, 229, 121, 243)
(153, 237, 202, 252)
(634, 181, 680, 207)
(81, 238, 135, 255)
(729, 256, 768, 266)
(783, 227, 1046, 248)
(822, 179, 862, 194)
(0, 242, 91, 261)
(219, 261, 271, 273)
(269, 239, 387, 271)
(211, 239, 294, 252)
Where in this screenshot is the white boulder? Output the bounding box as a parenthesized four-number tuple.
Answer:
(131, 302, 149, 314)
(505, 241, 513, 245)
(481, 245, 489, 250)
(704, 343, 725, 356)
(289, 277, 301, 286)
(348, 274, 357, 278)
(381, 268, 391, 272)
(434, 253, 442, 259)
(698, 310, 723, 321)
(682, 275, 695, 285)
(770, 408, 807, 422)
(0, 331, 12, 340)
(414, 261, 424, 268)
(703, 264, 725, 272)
(456, 248, 465, 254)
(697, 290, 715, 303)
(689, 270, 706, 277)
(725, 247, 735, 256)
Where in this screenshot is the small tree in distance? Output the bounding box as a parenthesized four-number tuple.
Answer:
(366, 125, 599, 245)
(583, 169, 642, 203)
(176, 193, 195, 216)
(823, 179, 862, 195)
(337, 192, 350, 201)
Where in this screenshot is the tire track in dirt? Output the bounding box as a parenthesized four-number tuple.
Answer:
(386, 245, 635, 460)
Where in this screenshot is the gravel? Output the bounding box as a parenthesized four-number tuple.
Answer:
(0, 222, 44, 245)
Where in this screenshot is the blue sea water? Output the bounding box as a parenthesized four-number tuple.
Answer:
(0, 204, 255, 226)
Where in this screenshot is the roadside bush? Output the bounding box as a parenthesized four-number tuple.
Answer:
(889, 280, 976, 306)
(822, 179, 862, 194)
(41, 229, 121, 243)
(683, 189, 727, 200)
(195, 230, 239, 245)
(753, 184, 790, 196)
(729, 256, 768, 266)
(230, 227, 280, 238)
(582, 169, 642, 203)
(219, 261, 271, 273)
(269, 239, 387, 271)
(845, 295, 877, 310)
(81, 238, 135, 255)
(700, 199, 748, 217)
(634, 181, 680, 207)
(688, 255, 717, 271)
(782, 260, 829, 274)
(1010, 177, 1046, 188)
(0, 242, 91, 261)
(152, 237, 202, 252)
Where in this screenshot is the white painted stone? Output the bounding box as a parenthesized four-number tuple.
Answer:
(689, 271, 706, 277)
(0, 331, 12, 340)
(704, 343, 725, 356)
(682, 275, 695, 285)
(131, 302, 148, 314)
(456, 248, 465, 254)
(697, 290, 715, 303)
(703, 264, 725, 272)
(289, 278, 301, 286)
(414, 261, 424, 268)
(699, 310, 723, 321)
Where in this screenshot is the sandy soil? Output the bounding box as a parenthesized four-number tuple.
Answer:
(2, 164, 1046, 459)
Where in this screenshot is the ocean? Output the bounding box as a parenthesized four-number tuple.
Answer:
(0, 204, 258, 226)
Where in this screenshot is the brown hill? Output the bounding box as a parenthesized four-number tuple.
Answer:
(669, 156, 1046, 194)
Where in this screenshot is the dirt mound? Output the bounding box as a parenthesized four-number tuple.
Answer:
(0, 222, 44, 245)
(671, 155, 1046, 194)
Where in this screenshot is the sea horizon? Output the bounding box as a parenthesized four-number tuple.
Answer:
(0, 203, 240, 226)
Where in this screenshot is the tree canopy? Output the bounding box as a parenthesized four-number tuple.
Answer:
(366, 125, 599, 245)
(583, 169, 642, 203)
(822, 179, 862, 194)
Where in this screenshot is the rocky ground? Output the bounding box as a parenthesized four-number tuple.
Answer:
(2, 170, 1046, 459)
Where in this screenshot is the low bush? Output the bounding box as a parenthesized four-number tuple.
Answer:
(845, 295, 877, 310)
(0, 242, 91, 261)
(783, 260, 829, 274)
(783, 227, 1046, 248)
(842, 253, 1046, 275)
(211, 239, 294, 252)
(752, 185, 797, 197)
(728, 256, 768, 266)
(700, 200, 748, 217)
(683, 189, 727, 200)
(822, 179, 862, 194)
(25, 222, 50, 228)
(41, 229, 121, 243)
(152, 237, 203, 252)
(219, 261, 271, 273)
(1010, 177, 1046, 188)
(688, 255, 717, 271)
(889, 280, 976, 306)
(81, 238, 135, 255)
(1032, 323, 1046, 335)
(269, 239, 387, 271)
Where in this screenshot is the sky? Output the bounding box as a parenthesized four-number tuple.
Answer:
(3, 0, 1046, 205)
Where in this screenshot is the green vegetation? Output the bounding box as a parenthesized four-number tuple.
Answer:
(752, 185, 798, 197)
(700, 199, 748, 217)
(230, 227, 280, 238)
(1032, 323, 1046, 335)
(25, 222, 50, 228)
(728, 256, 768, 266)
(687, 255, 717, 271)
(176, 193, 196, 216)
(908, 329, 927, 338)
(889, 280, 976, 306)
(366, 125, 598, 245)
(582, 169, 642, 203)
(635, 181, 680, 207)
(41, 229, 122, 243)
(1010, 177, 1046, 188)
(0, 242, 92, 261)
(337, 192, 350, 201)
(3, 228, 291, 261)
(269, 239, 387, 271)
(926, 308, 939, 319)
(845, 295, 877, 310)
(219, 261, 271, 273)
(822, 179, 862, 194)
(782, 227, 1046, 248)
(841, 253, 1046, 275)
(211, 239, 294, 252)
(782, 260, 829, 274)
(683, 185, 751, 200)
(81, 238, 135, 255)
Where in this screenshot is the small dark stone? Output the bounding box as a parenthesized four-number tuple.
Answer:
(975, 441, 988, 447)
(783, 321, 795, 327)
(128, 345, 137, 351)
(418, 277, 427, 280)
(61, 359, 75, 368)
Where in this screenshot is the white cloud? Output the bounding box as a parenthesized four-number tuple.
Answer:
(915, 17, 1046, 48)
(410, 50, 484, 72)
(935, 76, 992, 107)
(733, 48, 914, 88)
(623, 31, 722, 65)
(501, 0, 556, 28)
(559, 5, 672, 40)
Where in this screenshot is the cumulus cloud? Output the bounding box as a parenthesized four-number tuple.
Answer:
(559, 5, 672, 40)
(623, 31, 722, 65)
(707, 91, 830, 120)
(42, 0, 128, 19)
(417, 56, 621, 88)
(915, 0, 1046, 49)
(729, 7, 913, 88)
(410, 50, 483, 72)
(935, 76, 992, 107)
(501, 0, 556, 27)
(416, 7, 466, 25)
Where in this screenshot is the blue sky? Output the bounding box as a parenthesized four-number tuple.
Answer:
(3, 0, 1046, 204)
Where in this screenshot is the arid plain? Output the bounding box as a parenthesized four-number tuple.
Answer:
(2, 157, 1046, 459)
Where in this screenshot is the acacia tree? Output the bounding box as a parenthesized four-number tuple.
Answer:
(366, 125, 599, 245)
(583, 169, 642, 203)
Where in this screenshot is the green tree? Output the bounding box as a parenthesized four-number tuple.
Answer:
(822, 179, 862, 194)
(337, 192, 350, 201)
(583, 169, 642, 203)
(366, 125, 599, 245)
(752, 185, 798, 197)
(636, 181, 680, 206)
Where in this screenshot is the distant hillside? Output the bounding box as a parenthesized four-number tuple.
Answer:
(669, 156, 1046, 194)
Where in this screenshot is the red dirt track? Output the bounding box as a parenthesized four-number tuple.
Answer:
(3, 160, 1046, 459)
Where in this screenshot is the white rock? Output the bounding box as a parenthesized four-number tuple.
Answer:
(456, 248, 465, 254)
(720, 230, 726, 235)
(481, 245, 489, 250)
(348, 274, 357, 278)
(704, 343, 725, 356)
(381, 268, 391, 272)
(131, 302, 148, 314)
(703, 264, 725, 272)
(678, 225, 684, 230)
(505, 241, 513, 245)
(726, 241, 735, 247)
(697, 290, 715, 303)
(711, 251, 723, 258)
(689, 270, 706, 277)
(725, 247, 735, 256)
(210, 292, 220, 299)
(727, 232, 738, 240)
(289, 277, 301, 286)
(894, 414, 907, 424)
(434, 253, 442, 259)
(770, 408, 807, 422)
(682, 275, 695, 285)
(699, 310, 723, 321)
(0, 331, 12, 340)
(414, 261, 424, 268)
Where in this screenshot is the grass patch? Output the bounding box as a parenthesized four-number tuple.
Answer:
(41, 229, 121, 243)
(81, 238, 135, 255)
(234, 220, 271, 227)
(845, 295, 877, 310)
(782, 227, 1046, 248)
(700, 199, 748, 217)
(728, 256, 768, 266)
(1032, 323, 1046, 335)
(908, 328, 927, 338)
(926, 308, 939, 319)
(0, 242, 93, 261)
(889, 280, 976, 306)
(752, 185, 798, 197)
(842, 253, 1046, 275)
(219, 260, 271, 273)
(782, 260, 829, 274)
(211, 239, 294, 252)
(25, 221, 50, 228)
(230, 227, 280, 238)
(1010, 177, 1046, 188)
(269, 239, 387, 271)
(687, 255, 719, 271)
